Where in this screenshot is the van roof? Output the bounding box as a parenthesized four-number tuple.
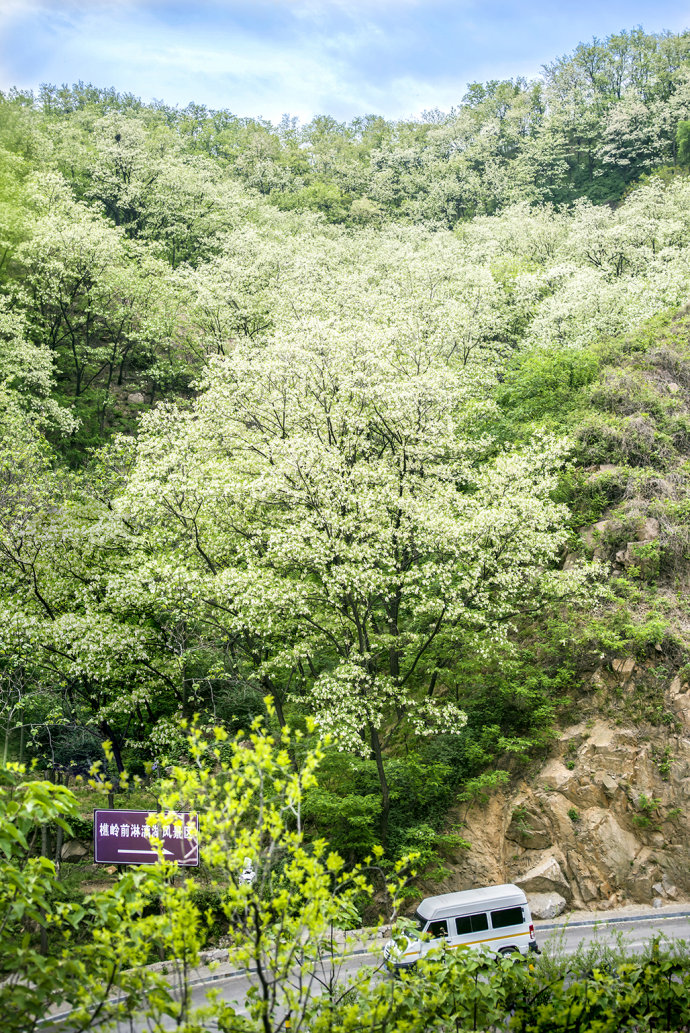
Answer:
(416, 883, 527, 921)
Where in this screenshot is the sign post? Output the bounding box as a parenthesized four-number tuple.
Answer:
(93, 809, 199, 866)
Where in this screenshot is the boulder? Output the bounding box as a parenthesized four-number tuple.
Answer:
(445, 716, 690, 912)
(515, 856, 571, 900)
(585, 721, 616, 748)
(654, 875, 679, 900)
(583, 520, 609, 547)
(127, 391, 145, 404)
(638, 517, 660, 541)
(595, 773, 619, 799)
(582, 520, 610, 558)
(61, 839, 89, 862)
(567, 851, 600, 903)
(527, 892, 567, 920)
(539, 759, 573, 790)
(613, 518, 660, 572)
(506, 806, 552, 850)
(589, 668, 607, 690)
(617, 538, 659, 575)
(623, 849, 661, 903)
(662, 875, 678, 899)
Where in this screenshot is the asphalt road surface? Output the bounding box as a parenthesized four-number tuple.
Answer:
(47, 908, 690, 1032)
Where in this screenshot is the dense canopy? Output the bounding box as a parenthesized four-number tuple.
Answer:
(3, 27, 690, 858)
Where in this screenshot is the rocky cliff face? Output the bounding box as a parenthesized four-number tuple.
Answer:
(431, 667, 690, 917)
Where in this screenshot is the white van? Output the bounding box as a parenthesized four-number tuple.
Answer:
(384, 884, 538, 969)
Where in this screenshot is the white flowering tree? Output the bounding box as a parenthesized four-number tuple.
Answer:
(124, 324, 590, 838)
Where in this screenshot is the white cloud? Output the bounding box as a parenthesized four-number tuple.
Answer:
(0, 0, 472, 120)
(1, 1, 688, 122)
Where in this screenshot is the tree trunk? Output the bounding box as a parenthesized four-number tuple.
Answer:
(54, 825, 63, 874)
(262, 676, 286, 729)
(99, 720, 125, 773)
(370, 725, 391, 844)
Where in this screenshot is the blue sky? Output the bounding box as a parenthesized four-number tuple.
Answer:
(1, 1, 690, 123)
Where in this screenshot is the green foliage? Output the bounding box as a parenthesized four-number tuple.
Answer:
(511, 805, 534, 837)
(304, 784, 382, 859)
(66, 812, 94, 840)
(557, 469, 623, 531)
(632, 792, 663, 829)
(4, 743, 690, 1032)
(653, 745, 673, 780)
(457, 770, 511, 810)
(2, 26, 690, 245)
(304, 751, 462, 864)
(626, 538, 662, 580)
(676, 120, 690, 166)
(0, 764, 187, 1033)
(187, 885, 228, 938)
(496, 347, 599, 431)
(333, 938, 690, 1033)
(270, 180, 352, 222)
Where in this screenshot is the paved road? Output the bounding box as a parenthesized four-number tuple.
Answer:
(48, 908, 690, 1032)
(134, 908, 690, 1031)
(538, 908, 690, 957)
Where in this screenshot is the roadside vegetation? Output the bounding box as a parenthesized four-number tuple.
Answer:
(3, 731, 690, 1033)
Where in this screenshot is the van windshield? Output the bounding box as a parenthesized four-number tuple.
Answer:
(413, 912, 426, 932)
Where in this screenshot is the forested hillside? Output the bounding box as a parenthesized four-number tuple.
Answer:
(4, 26, 690, 881)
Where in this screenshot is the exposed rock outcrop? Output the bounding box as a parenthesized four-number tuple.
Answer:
(430, 667, 690, 911)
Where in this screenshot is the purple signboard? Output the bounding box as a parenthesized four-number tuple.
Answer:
(94, 809, 199, 866)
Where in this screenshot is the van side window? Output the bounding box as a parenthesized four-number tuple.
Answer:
(455, 912, 489, 935)
(491, 906, 524, 929)
(426, 919, 448, 938)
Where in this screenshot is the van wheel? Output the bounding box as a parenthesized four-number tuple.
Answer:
(499, 946, 518, 955)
